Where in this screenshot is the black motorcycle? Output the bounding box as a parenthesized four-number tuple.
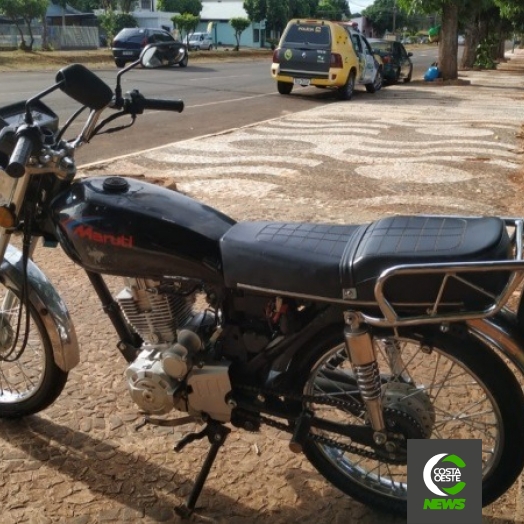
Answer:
(1, 43, 524, 518)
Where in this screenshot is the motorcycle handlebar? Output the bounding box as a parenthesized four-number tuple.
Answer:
(6, 134, 33, 178)
(139, 98, 184, 113)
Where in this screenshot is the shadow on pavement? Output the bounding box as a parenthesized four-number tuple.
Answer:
(1, 415, 402, 523)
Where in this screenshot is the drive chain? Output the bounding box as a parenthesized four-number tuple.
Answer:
(235, 384, 419, 462)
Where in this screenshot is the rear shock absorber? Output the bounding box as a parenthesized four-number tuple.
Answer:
(343, 311, 386, 444)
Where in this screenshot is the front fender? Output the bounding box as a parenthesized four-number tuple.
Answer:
(0, 245, 79, 371)
(467, 311, 524, 379)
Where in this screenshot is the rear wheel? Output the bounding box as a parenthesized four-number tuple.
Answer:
(366, 67, 383, 93)
(277, 81, 293, 95)
(337, 70, 355, 100)
(115, 59, 125, 68)
(0, 286, 68, 418)
(291, 326, 524, 516)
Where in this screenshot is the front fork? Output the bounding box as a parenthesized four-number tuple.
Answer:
(343, 311, 387, 443)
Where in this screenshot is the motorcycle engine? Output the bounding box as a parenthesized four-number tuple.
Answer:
(116, 277, 195, 344)
(118, 278, 232, 421)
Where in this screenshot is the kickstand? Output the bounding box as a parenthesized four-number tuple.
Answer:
(174, 421, 231, 519)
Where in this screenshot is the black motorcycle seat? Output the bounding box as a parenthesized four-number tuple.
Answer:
(221, 222, 363, 299)
(220, 216, 511, 306)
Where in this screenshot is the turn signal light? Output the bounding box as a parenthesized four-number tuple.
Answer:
(0, 205, 15, 228)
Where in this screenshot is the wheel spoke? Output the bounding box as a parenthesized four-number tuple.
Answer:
(302, 331, 512, 508)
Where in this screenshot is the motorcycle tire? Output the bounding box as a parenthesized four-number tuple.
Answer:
(289, 325, 524, 516)
(0, 286, 68, 418)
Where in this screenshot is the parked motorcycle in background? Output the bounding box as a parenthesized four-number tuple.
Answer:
(1, 43, 524, 518)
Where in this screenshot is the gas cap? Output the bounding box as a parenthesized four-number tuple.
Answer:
(103, 176, 130, 193)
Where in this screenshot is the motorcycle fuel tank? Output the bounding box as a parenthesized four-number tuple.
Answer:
(50, 176, 236, 282)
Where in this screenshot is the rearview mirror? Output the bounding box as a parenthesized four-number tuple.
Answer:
(140, 42, 186, 68)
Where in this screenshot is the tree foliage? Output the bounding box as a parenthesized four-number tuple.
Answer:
(243, 0, 349, 33)
(0, 0, 48, 51)
(317, 0, 349, 21)
(65, 0, 102, 11)
(363, 0, 411, 35)
(158, 0, 203, 16)
(230, 17, 250, 50)
(98, 11, 138, 41)
(171, 13, 199, 43)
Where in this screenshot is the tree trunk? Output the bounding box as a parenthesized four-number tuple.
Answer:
(438, 2, 459, 80)
(24, 17, 35, 52)
(460, 17, 480, 70)
(41, 15, 48, 51)
(13, 21, 27, 51)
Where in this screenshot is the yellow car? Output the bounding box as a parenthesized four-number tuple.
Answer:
(271, 19, 383, 100)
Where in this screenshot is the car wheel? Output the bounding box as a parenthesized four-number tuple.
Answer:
(337, 70, 355, 100)
(115, 59, 126, 68)
(277, 81, 293, 95)
(404, 66, 413, 83)
(394, 67, 401, 83)
(365, 67, 382, 93)
(179, 54, 189, 68)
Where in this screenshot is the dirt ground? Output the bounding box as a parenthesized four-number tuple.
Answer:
(0, 48, 273, 71)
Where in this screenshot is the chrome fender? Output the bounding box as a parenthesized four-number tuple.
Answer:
(0, 245, 79, 372)
(468, 311, 524, 378)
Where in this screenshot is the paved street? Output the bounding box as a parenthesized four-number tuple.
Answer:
(1, 51, 524, 523)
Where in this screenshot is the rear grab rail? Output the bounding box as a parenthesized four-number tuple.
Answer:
(361, 218, 524, 327)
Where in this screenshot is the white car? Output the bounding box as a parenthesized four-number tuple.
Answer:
(188, 33, 213, 50)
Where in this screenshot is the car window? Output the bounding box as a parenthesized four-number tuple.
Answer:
(350, 34, 362, 53)
(115, 28, 146, 43)
(123, 33, 147, 44)
(371, 41, 393, 53)
(282, 23, 331, 46)
(157, 31, 173, 42)
(392, 42, 402, 57)
(362, 37, 374, 55)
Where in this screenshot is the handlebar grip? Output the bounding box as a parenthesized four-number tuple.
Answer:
(141, 98, 184, 113)
(6, 135, 33, 178)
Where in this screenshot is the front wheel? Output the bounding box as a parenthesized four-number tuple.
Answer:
(291, 326, 524, 516)
(0, 286, 68, 418)
(178, 54, 189, 68)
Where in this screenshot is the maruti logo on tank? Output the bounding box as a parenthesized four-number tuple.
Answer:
(73, 225, 134, 248)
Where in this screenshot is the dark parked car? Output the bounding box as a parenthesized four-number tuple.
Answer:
(367, 39, 413, 84)
(111, 27, 188, 68)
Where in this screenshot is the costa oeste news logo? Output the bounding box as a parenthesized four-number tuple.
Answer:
(423, 453, 466, 509)
(407, 439, 481, 524)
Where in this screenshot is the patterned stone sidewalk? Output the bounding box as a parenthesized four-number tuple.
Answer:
(1, 66, 524, 523)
